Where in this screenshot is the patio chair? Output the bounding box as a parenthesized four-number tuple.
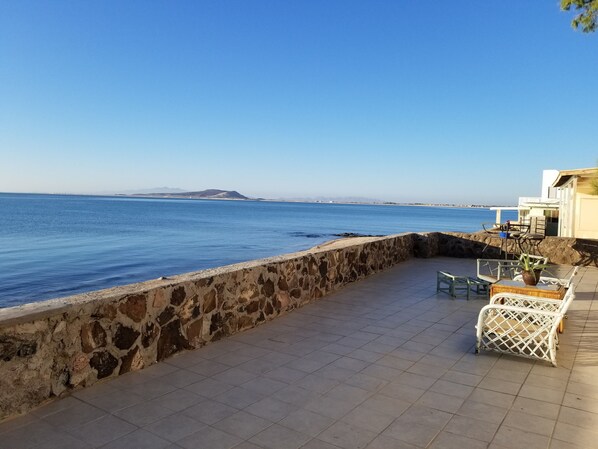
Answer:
(476, 259, 520, 283)
(475, 287, 575, 367)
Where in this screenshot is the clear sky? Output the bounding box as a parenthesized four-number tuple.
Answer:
(0, 1, 596, 204)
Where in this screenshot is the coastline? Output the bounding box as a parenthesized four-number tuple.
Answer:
(0, 191, 507, 209)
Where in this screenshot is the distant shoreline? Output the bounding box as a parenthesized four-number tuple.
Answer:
(0, 191, 510, 209)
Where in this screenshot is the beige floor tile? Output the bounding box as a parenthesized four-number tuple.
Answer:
(114, 400, 176, 426)
(468, 388, 516, 409)
(510, 396, 560, 420)
(318, 420, 377, 449)
(429, 379, 474, 399)
(145, 413, 206, 441)
(182, 399, 239, 425)
(502, 410, 555, 437)
(341, 405, 396, 433)
(457, 400, 509, 424)
(365, 434, 420, 449)
(383, 420, 441, 448)
(360, 393, 411, 418)
(278, 408, 334, 437)
(429, 431, 489, 449)
(177, 425, 242, 449)
(558, 406, 598, 430)
(491, 425, 550, 449)
(213, 410, 272, 439)
(249, 423, 311, 449)
(552, 421, 598, 447)
(416, 390, 464, 413)
(99, 429, 172, 449)
(245, 397, 298, 422)
(66, 414, 138, 447)
(445, 414, 499, 442)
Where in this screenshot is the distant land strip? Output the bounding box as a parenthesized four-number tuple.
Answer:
(121, 189, 249, 200)
(108, 188, 510, 208)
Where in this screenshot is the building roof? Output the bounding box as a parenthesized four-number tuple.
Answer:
(552, 167, 598, 187)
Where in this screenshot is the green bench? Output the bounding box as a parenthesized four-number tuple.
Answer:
(436, 271, 490, 300)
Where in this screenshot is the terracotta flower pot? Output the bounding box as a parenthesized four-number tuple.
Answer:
(522, 269, 543, 286)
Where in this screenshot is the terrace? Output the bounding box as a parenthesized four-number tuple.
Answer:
(1, 256, 596, 449)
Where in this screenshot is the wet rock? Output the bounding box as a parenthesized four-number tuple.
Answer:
(90, 351, 118, 379)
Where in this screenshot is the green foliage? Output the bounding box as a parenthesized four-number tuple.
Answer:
(561, 0, 598, 32)
(518, 253, 548, 272)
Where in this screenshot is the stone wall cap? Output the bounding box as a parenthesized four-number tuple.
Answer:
(0, 233, 413, 328)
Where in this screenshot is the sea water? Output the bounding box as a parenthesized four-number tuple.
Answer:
(0, 193, 516, 307)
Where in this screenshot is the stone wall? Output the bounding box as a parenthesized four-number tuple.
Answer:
(1, 231, 596, 420)
(432, 232, 598, 267)
(0, 233, 417, 420)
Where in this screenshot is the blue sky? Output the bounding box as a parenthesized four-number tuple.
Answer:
(0, 1, 596, 204)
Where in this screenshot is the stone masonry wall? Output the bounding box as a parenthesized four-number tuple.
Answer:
(432, 232, 598, 267)
(2, 231, 596, 421)
(0, 233, 417, 420)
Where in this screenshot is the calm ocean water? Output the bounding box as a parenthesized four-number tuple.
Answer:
(0, 193, 516, 308)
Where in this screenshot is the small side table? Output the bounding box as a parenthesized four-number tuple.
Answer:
(490, 280, 565, 300)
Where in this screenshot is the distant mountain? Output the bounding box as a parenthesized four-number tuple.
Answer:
(128, 189, 249, 200)
(105, 187, 188, 195)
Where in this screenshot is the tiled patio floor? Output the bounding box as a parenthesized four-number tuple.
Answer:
(1, 257, 597, 449)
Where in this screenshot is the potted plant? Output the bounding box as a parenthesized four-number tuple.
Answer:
(518, 253, 549, 286)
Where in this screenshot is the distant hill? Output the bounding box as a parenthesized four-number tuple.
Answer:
(128, 189, 249, 200)
(127, 187, 187, 194)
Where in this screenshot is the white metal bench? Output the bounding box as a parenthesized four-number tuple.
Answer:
(475, 287, 575, 366)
